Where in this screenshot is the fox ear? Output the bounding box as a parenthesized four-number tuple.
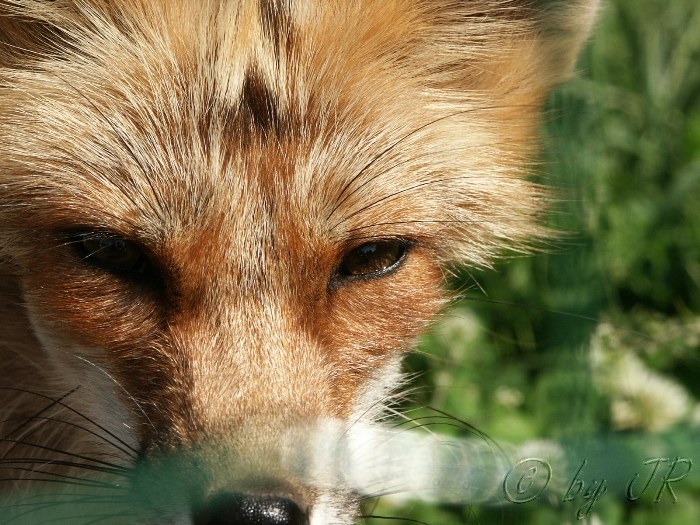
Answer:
(0, 2, 94, 69)
(0, 5, 65, 69)
(423, 0, 600, 100)
(535, 0, 600, 82)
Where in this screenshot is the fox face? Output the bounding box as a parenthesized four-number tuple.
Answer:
(0, 1, 598, 524)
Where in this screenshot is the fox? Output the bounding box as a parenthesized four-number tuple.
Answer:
(0, 1, 599, 524)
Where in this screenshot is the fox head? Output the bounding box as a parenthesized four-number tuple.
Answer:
(0, 1, 598, 523)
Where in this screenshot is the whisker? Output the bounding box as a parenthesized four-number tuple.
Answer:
(339, 378, 423, 439)
(62, 354, 160, 439)
(0, 477, 119, 488)
(0, 458, 127, 476)
(7, 491, 124, 506)
(347, 218, 538, 232)
(0, 416, 135, 461)
(2, 490, 128, 525)
(358, 515, 430, 525)
(330, 176, 452, 231)
(0, 438, 128, 470)
(0, 388, 139, 457)
(0, 468, 125, 491)
(329, 173, 533, 232)
(1, 499, 131, 525)
(1, 388, 79, 461)
(387, 415, 477, 433)
(457, 295, 682, 351)
(327, 106, 523, 222)
(394, 396, 502, 456)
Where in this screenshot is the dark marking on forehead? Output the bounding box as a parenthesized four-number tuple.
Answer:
(237, 68, 282, 135)
(259, 0, 292, 51)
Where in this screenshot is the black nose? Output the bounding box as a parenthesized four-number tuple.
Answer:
(194, 492, 309, 525)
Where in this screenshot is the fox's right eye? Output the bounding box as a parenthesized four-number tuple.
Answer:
(337, 240, 409, 280)
(75, 236, 149, 274)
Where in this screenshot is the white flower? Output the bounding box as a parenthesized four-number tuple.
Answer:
(686, 404, 700, 427)
(494, 385, 524, 409)
(433, 308, 482, 359)
(590, 324, 692, 432)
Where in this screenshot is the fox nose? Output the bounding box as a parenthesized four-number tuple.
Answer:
(194, 492, 309, 525)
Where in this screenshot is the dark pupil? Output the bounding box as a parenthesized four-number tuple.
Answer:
(82, 238, 141, 271)
(342, 242, 402, 276)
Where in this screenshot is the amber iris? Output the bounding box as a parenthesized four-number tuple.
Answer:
(340, 241, 406, 277)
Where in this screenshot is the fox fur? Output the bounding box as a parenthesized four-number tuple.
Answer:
(0, 1, 598, 524)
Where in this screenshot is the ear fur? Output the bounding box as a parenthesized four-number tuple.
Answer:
(535, 0, 600, 82)
(1, 1, 600, 87)
(413, 0, 600, 99)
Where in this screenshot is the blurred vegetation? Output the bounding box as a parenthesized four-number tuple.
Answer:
(363, 0, 700, 523)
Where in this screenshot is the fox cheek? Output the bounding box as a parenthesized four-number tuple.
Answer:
(16, 245, 443, 450)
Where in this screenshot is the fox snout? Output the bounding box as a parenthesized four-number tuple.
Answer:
(124, 434, 318, 525)
(194, 494, 307, 525)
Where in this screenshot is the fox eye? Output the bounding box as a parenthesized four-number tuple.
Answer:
(76, 236, 147, 274)
(339, 241, 408, 278)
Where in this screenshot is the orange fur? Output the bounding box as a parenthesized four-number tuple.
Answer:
(0, 1, 597, 523)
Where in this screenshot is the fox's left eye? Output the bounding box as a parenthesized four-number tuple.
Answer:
(76, 236, 147, 274)
(338, 241, 408, 278)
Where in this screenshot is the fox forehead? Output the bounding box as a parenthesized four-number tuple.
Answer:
(2, 0, 558, 268)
